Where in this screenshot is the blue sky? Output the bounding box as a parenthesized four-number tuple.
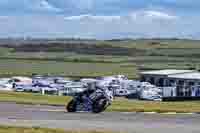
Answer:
(0, 0, 199, 39)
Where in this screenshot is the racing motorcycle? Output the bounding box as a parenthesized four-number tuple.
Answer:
(66, 87, 114, 113)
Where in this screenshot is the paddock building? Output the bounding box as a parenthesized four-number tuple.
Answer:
(140, 69, 200, 100)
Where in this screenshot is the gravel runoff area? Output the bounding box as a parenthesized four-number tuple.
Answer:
(0, 103, 200, 133)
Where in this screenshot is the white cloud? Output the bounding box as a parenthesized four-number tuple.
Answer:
(0, 9, 196, 39)
(39, 0, 62, 12)
(0, 0, 62, 13)
(130, 10, 178, 21)
(31, 0, 62, 12)
(64, 14, 121, 21)
(64, 14, 90, 20)
(90, 15, 121, 21)
(0, 16, 9, 19)
(63, 10, 177, 23)
(143, 10, 177, 19)
(61, 10, 179, 39)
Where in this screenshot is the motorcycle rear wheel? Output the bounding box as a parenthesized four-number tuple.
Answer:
(66, 100, 77, 112)
(92, 98, 108, 113)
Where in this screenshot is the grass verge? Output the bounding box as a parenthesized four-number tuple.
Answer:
(1, 91, 200, 113)
(0, 125, 115, 133)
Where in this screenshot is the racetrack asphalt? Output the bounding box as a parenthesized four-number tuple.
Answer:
(0, 102, 200, 133)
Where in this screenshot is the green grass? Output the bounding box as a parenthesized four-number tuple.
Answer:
(0, 39, 200, 79)
(0, 53, 200, 79)
(0, 125, 115, 133)
(1, 91, 200, 113)
(108, 98, 200, 113)
(0, 91, 72, 106)
(0, 59, 138, 79)
(102, 39, 200, 49)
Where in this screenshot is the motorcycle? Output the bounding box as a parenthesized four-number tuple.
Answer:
(66, 87, 114, 113)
